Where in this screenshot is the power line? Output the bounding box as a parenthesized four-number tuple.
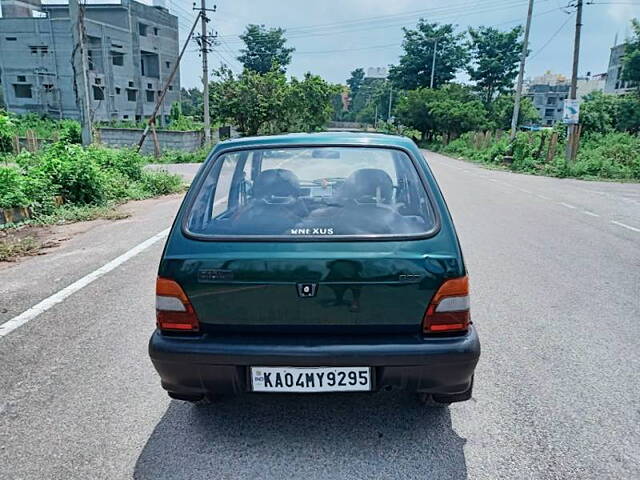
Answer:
(213, 6, 562, 59)
(218, 0, 535, 43)
(529, 14, 573, 58)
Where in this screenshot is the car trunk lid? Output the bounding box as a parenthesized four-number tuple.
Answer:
(167, 251, 461, 334)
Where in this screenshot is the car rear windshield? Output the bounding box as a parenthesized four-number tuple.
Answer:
(185, 146, 436, 239)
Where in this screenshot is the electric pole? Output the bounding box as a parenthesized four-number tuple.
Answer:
(387, 85, 393, 122)
(194, 1, 217, 145)
(510, 0, 535, 141)
(137, 12, 203, 152)
(566, 0, 584, 164)
(69, 0, 92, 145)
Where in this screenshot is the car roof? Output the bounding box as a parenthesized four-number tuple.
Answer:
(215, 132, 417, 150)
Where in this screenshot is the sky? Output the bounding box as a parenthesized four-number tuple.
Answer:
(157, 0, 640, 89)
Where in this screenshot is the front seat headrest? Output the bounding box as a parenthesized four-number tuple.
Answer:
(340, 168, 394, 204)
(252, 169, 300, 200)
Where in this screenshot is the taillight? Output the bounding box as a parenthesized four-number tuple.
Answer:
(156, 277, 199, 332)
(423, 276, 470, 334)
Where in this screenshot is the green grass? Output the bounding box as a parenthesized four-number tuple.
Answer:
(435, 130, 640, 181)
(33, 204, 131, 225)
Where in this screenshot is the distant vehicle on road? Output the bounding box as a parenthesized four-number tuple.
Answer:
(149, 132, 480, 406)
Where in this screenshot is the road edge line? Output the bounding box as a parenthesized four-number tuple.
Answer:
(0, 228, 170, 339)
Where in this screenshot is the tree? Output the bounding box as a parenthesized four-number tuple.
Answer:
(429, 84, 488, 140)
(209, 66, 288, 136)
(394, 84, 487, 141)
(579, 91, 618, 133)
(579, 92, 640, 134)
(285, 73, 339, 132)
(622, 18, 640, 87)
(180, 87, 203, 120)
(237, 24, 295, 74)
(346, 68, 365, 105)
(467, 26, 523, 104)
(354, 79, 394, 124)
(209, 67, 336, 136)
(616, 94, 640, 133)
(488, 94, 539, 130)
(330, 86, 349, 121)
(346, 76, 386, 122)
(394, 88, 437, 140)
(388, 21, 468, 90)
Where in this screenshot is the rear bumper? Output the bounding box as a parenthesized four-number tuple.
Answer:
(148, 326, 480, 396)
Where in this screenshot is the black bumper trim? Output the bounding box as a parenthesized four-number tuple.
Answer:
(149, 327, 480, 396)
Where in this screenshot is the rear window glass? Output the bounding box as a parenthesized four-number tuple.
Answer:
(185, 147, 436, 238)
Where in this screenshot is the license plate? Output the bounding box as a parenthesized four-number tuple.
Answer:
(250, 366, 371, 393)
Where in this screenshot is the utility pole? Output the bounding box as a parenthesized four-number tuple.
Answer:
(387, 85, 393, 122)
(137, 12, 202, 152)
(430, 38, 438, 88)
(510, 0, 535, 141)
(194, 1, 217, 145)
(566, 0, 584, 164)
(69, 0, 92, 145)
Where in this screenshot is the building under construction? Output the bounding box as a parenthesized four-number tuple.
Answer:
(0, 0, 180, 123)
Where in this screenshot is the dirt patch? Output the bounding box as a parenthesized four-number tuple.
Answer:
(0, 194, 184, 265)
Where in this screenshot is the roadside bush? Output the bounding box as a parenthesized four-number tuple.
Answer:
(33, 143, 107, 205)
(58, 120, 82, 144)
(156, 148, 209, 164)
(90, 146, 145, 181)
(0, 112, 14, 153)
(0, 166, 29, 208)
(139, 170, 184, 196)
(571, 133, 640, 179)
(437, 129, 640, 181)
(1, 142, 184, 217)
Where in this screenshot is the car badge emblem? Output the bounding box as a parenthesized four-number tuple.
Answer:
(297, 283, 318, 298)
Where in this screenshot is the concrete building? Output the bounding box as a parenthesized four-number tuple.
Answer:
(604, 43, 637, 95)
(576, 73, 607, 99)
(0, 0, 43, 17)
(0, 0, 180, 123)
(524, 72, 570, 126)
(366, 67, 388, 79)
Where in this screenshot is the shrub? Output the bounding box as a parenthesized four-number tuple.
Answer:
(33, 143, 107, 205)
(0, 112, 14, 153)
(0, 166, 29, 208)
(139, 170, 184, 196)
(58, 120, 82, 144)
(1, 141, 185, 217)
(156, 148, 209, 164)
(437, 129, 639, 181)
(89, 146, 145, 180)
(571, 132, 640, 179)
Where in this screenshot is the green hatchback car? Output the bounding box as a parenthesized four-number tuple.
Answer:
(149, 132, 479, 406)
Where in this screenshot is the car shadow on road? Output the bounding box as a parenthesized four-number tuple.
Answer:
(133, 390, 468, 480)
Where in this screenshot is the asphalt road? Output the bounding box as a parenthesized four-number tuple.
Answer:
(1, 152, 639, 479)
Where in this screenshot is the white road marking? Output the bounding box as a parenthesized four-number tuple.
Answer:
(559, 202, 577, 209)
(536, 194, 551, 200)
(517, 188, 532, 194)
(582, 211, 600, 217)
(0, 228, 170, 339)
(611, 221, 640, 233)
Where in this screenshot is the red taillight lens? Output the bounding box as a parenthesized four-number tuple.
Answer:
(156, 277, 199, 332)
(423, 276, 470, 334)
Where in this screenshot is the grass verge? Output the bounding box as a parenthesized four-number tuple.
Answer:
(0, 236, 40, 262)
